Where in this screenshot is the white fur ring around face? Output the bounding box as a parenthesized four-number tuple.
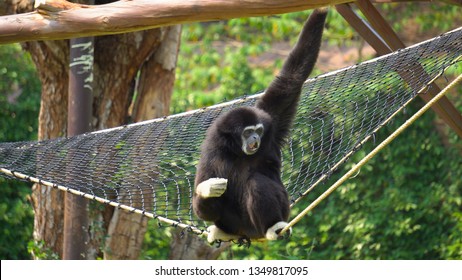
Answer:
(265, 221, 292, 240)
(196, 178, 228, 198)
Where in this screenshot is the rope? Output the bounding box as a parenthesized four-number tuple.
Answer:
(279, 73, 462, 236)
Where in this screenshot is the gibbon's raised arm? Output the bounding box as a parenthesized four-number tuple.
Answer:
(256, 8, 328, 145)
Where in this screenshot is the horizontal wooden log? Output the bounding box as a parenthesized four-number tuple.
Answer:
(0, 0, 349, 44)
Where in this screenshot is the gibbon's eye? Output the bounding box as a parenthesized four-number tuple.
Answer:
(242, 128, 254, 138)
(255, 125, 264, 137)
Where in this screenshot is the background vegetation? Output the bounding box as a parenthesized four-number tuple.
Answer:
(1, 2, 461, 259)
(0, 44, 40, 259)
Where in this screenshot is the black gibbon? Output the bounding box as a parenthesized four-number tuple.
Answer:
(193, 8, 328, 243)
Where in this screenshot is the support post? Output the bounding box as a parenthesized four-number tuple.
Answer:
(63, 33, 94, 259)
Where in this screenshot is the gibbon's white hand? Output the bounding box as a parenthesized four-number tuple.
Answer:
(196, 178, 227, 198)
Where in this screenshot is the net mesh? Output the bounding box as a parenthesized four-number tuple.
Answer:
(1, 27, 461, 234)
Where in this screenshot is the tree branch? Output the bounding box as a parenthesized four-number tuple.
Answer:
(0, 0, 348, 44)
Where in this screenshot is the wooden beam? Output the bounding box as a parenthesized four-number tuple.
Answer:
(355, 0, 406, 49)
(335, 4, 392, 54)
(337, 1, 462, 138)
(0, 0, 350, 44)
(372, 0, 461, 5)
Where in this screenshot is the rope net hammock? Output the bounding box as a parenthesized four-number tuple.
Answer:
(1, 26, 461, 236)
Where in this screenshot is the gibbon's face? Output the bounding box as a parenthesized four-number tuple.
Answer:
(215, 107, 271, 156)
(241, 123, 264, 155)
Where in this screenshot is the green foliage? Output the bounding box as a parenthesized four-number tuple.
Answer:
(378, 2, 461, 33)
(151, 2, 462, 260)
(308, 96, 462, 260)
(27, 240, 60, 260)
(223, 88, 462, 259)
(1, 2, 461, 261)
(139, 220, 172, 260)
(173, 2, 462, 114)
(0, 44, 41, 142)
(0, 44, 41, 259)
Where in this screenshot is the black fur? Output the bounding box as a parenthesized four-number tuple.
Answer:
(193, 9, 328, 240)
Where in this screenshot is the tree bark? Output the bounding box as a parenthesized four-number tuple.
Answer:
(169, 229, 229, 260)
(132, 25, 182, 121)
(6, 0, 211, 260)
(5, 0, 248, 261)
(93, 27, 177, 259)
(25, 39, 69, 259)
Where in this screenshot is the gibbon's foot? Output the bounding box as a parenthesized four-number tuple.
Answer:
(265, 221, 292, 240)
(207, 225, 242, 244)
(196, 178, 228, 198)
(237, 237, 252, 248)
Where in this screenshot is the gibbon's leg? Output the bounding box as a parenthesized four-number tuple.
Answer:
(195, 178, 228, 198)
(207, 225, 242, 243)
(245, 174, 291, 239)
(265, 221, 292, 240)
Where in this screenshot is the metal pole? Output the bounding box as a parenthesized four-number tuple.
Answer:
(63, 33, 94, 259)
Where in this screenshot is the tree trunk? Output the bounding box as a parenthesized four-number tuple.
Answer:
(25, 39, 69, 259)
(101, 26, 182, 259)
(9, 0, 221, 260)
(169, 229, 229, 260)
(10, 0, 72, 259)
(132, 25, 182, 121)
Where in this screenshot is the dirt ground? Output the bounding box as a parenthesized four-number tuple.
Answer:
(248, 16, 461, 74)
(247, 40, 376, 74)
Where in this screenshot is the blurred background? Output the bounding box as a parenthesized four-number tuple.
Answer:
(0, 1, 461, 259)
